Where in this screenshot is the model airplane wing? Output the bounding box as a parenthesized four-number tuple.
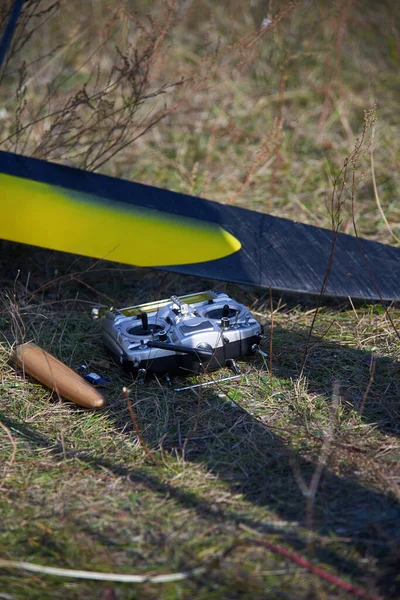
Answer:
(1, 1, 399, 300)
(0, 149, 399, 301)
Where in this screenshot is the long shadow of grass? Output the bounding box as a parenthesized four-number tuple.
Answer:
(1, 242, 400, 596)
(2, 375, 399, 599)
(271, 323, 400, 436)
(103, 325, 400, 595)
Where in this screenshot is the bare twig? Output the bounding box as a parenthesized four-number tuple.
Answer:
(349, 107, 400, 343)
(269, 286, 274, 385)
(300, 151, 351, 374)
(0, 557, 207, 583)
(370, 126, 400, 244)
(0, 537, 381, 598)
(290, 381, 340, 533)
(359, 355, 376, 417)
(123, 386, 157, 464)
(182, 384, 202, 459)
(0, 419, 17, 491)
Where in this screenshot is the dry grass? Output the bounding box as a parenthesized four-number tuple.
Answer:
(1, 1, 400, 599)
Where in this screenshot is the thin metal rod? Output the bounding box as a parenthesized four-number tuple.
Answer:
(0, 0, 25, 73)
(174, 374, 242, 392)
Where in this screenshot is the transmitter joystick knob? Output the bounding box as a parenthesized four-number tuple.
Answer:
(222, 304, 230, 318)
(140, 312, 149, 332)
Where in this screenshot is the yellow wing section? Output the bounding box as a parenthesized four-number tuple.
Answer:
(0, 173, 241, 266)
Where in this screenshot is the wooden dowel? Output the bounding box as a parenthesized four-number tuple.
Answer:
(14, 342, 105, 409)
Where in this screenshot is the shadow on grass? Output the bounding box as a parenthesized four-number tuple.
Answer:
(1, 410, 398, 595)
(1, 241, 400, 596)
(2, 337, 400, 599)
(270, 323, 400, 436)
(106, 323, 400, 596)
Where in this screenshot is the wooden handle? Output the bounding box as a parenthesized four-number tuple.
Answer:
(15, 342, 105, 409)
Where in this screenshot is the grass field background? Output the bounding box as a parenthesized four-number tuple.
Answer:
(1, 1, 400, 598)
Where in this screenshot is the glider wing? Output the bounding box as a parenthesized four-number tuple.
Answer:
(0, 150, 399, 301)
